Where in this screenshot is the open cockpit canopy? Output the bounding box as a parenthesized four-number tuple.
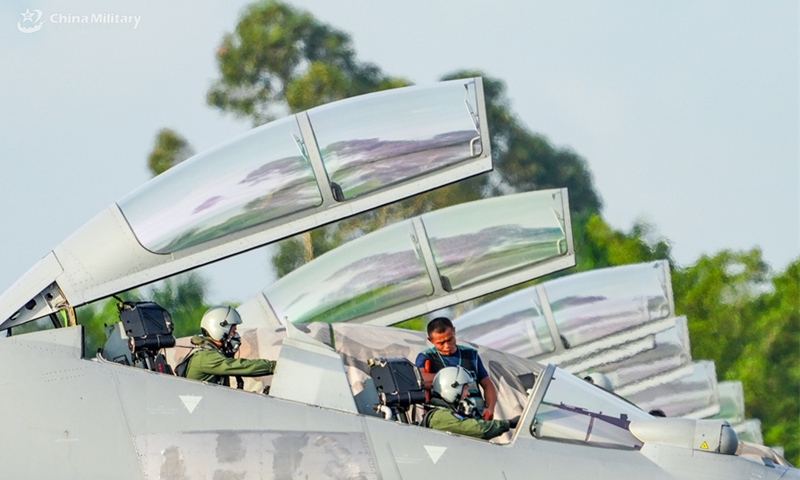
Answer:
(455, 260, 674, 362)
(0, 78, 492, 331)
(237, 189, 575, 329)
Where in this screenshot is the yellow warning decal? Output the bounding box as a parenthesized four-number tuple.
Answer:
(700, 441, 709, 450)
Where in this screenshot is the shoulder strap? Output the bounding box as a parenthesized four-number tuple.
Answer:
(423, 348, 446, 373)
(175, 344, 214, 378)
(457, 346, 477, 375)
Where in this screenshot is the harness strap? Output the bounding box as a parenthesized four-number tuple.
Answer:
(175, 343, 215, 378)
(423, 346, 478, 376)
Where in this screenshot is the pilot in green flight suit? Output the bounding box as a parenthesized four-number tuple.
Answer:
(181, 306, 276, 385)
(423, 366, 519, 440)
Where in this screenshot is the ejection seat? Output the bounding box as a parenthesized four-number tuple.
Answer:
(98, 301, 176, 375)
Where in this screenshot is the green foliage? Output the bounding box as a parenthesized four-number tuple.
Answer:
(75, 273, 209, 357)
(574, 212, 671, 272)
(673, 252, 799, 463)
(393, 316, 428, 332)
(147, 128, 194, 176)
(9, 315, 61, 336)
(672, 249, 770, 374)
(147, 273, 209, 338)
(442, 70, 603, 216)
(76, 292, 141, 358)
(738, 259, 799, 463)
(207, 0, 409, 124)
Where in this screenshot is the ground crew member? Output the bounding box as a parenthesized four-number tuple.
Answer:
(416, 317, 498, 420)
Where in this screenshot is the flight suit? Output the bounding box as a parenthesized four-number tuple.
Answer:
(423, 400, 511, 440)
(183, 335, 276, 384)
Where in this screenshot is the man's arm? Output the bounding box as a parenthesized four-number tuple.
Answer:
(420, 371, 435, 389)
(414, 352, 435, 389)
(479, 375, 497, 420)
(474, 353, 497, 420)
(428, 409, 510, 440)
(196, 350, 276, 377)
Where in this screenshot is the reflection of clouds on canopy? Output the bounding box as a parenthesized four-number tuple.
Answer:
(249, 189, 569, 326)
(267, 210, 566, 325)
(269, 228, 466, 321)
(458, 288, 540, 331)
(545, 262, 667, 304)
(591, 318, 691, 389)
(119, 79, 488, 253)
(144, 156, 320, 252)
(192, 196, 222, 214)
(320, 250, 424, 294)
(179, 154, 317, 222)
(544, 262, 670, 346)
(628, 362, 718, 417)
(309, 79, 478, 144)
(119, 115, 321, 253)
(552, 294, 668, 347)
(322, 131, 478, 198)
(310, 79, 481, 198)
(324, 131, 476, 171)
(457, 288, 554, 358)
(272, 248, 431, 322)
(455, 261, 673, 357)
(239, 156, 314, 188)
(429, 225, 560, 265)
(263, 221, 428, 323)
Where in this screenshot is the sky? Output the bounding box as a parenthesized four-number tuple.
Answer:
(1, 1, 797, 305)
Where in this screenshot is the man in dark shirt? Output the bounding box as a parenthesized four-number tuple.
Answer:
(415, 317, 498, 420)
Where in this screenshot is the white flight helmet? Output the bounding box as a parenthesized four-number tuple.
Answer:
(200, 306, 242, 342)
(432, 366, 475, 404)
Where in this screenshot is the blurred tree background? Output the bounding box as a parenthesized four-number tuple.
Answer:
(77, 0, 794, 462)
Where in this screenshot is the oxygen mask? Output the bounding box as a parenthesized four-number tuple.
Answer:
(454, 382, 484, 418)
(221, 331, 241, 357)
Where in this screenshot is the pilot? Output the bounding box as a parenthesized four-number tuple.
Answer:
(423, 366, 519, 440)
(180, 306, 276, 385)
(415, 317, 498, 420)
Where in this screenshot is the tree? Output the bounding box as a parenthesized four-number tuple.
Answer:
(75, 272, 210, 357)
(672, 249, 770, 374)
(148, 272, 209, 339)
(76, 291, 141, 358)
(673, 250, 800, 463)
(573, 213, 671, 272)
(207, 0, 408, 124)
(726, 259, 799, 463)
(439, 70, 603, 216)
(147, 128, 194, 176)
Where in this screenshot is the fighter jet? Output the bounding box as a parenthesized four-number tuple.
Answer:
(0, 79, 794, 479)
